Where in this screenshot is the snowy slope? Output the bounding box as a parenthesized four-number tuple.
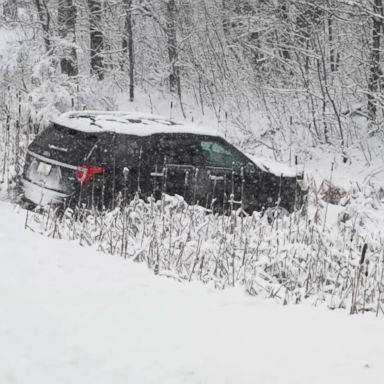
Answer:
(0, 202, 384, 384)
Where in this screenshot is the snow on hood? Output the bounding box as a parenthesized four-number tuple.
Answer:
(52, 111, 221, 137)
(246, 154, 300, 177)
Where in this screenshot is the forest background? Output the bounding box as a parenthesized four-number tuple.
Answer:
(1, 0, 384, 166)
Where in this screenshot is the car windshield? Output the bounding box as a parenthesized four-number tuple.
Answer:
(28, 124, 100, 166)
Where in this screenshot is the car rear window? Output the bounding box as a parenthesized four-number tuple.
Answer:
(28, 124, 101, 166)
(114, 135, 141, 166)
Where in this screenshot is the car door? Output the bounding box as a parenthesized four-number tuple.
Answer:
(111, 134, 142, 205)
(144, 133, 204, 203)
(197, 136, 258, 212)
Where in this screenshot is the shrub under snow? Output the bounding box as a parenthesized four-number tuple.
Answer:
(25, 192, 384, 316)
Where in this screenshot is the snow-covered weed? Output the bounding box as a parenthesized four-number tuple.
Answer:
(25, 191, 384, 316)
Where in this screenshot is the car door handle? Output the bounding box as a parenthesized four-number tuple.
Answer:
(150, 172, 164, 177)
(209, 175, 225, 181)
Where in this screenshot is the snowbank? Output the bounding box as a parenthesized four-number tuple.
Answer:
(1, 202, 384, 384)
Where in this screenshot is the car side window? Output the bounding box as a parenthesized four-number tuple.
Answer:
(200, 139, 240, 168)
(148, 134, 204, 166)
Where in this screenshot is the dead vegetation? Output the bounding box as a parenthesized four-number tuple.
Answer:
(23, 190, 384, 316)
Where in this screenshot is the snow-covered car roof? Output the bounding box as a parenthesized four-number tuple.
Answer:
(52, 111, 302, 178)
(52, 111, 220, 137)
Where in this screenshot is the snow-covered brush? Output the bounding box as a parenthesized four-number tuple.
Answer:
(25, 189, 384, 316)
(0, 88, 28, 200)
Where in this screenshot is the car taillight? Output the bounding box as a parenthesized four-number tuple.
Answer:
(76, 165, 105, 184)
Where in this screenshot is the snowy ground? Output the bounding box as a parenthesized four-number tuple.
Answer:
(1, 201, 384, 384)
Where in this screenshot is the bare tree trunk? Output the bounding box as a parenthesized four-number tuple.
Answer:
(367, 0, 383, 121)
(123, 0, 134, 101)
(33, 0, 51, 53)
(221, 0, 230, 37)
(87, 0, 104, 80)
(58, 0, 78, 76)
(326, 0, 337, 73)
(166, 0, 180, 96)
(278, 2, 291, 61)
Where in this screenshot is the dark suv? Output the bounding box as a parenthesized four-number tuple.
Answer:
(22, 111, 306, 213)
